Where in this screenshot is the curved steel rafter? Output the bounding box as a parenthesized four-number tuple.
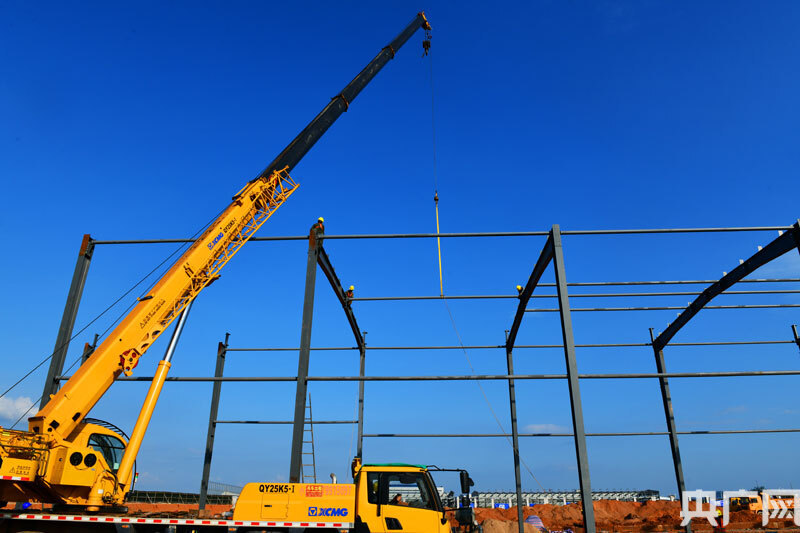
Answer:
(317, 243, 367, 458)
(317, 246, 365, 350)
(653, 220, 800, 352)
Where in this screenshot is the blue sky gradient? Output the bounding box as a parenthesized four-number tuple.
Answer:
(1, 2, 799, 496)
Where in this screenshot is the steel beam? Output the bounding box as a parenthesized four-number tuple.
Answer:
(41, 234, 95, 408)
(793, 325, 800, 353)
(316, 238, 367, 459)
(363, 428, 800, 437)
(289, 224, 323, 483)
(80, 334, 99, 365)
(506, 234, 554, 349)
(650, 329, 689, 532)
(216, 420, 357, 425)
(317, 246, 365, 348)
(199, 333, 229, 510)
(58, 369, 800, 382)
(91, 224, 795, 245)
(551, 225, 596, 533)
(227, 339, 795, 351)
(357, 344, 366, 458)
(653, 221, 800, 351)
(504, 232, 555, 533)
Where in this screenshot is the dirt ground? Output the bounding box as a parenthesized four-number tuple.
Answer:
(0, 502, 230, 518)
(474, 501, 799, 533)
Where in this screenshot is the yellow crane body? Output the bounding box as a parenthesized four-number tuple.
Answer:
(0, 168, 298, 507)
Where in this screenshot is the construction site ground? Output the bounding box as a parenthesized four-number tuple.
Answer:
(470, 501, 799, 533)
(3, 499, 798, 531)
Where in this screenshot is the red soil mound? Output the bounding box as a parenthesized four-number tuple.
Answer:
(475, 500, 798, 532)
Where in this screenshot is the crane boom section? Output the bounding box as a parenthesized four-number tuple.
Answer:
(30, 169, 298, 440)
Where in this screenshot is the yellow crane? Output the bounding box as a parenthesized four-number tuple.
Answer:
(0, 12, 431, 511)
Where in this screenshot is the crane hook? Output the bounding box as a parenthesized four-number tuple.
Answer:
(422, 29, 431, 57)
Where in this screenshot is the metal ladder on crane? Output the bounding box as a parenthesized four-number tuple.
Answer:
(301, 394, 317, 483)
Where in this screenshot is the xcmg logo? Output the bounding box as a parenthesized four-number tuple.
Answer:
(308, 507, 349, 517)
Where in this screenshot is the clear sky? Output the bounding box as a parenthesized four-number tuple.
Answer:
(1, 1, 799, 497)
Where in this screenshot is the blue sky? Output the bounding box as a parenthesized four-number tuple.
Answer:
(1, 1, 799, 497)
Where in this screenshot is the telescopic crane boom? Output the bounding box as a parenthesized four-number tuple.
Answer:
(0, 12, 431, 510)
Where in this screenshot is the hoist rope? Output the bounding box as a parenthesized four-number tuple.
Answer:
(424, 40, 546, 491)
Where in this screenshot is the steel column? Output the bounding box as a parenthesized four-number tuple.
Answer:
(357, 344, 366, 458)
(505, 344, 524, 532)
(41, 234, 95, 408)
(199, 333, 229, 510)
(551, 225, 596, 533)
(289, 224, 323, 482)
(792, 325, 800, 353)
(650, 329, 690, 533)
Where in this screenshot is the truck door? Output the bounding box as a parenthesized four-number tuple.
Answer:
(379, 472, 442, 533)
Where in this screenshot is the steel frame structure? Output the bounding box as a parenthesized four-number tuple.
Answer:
(44, 222, 800, 533)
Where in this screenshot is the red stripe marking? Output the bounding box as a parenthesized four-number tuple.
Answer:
(234, 521, 243, 525)
(202, 520, 211, 524)
(153, 519, 162, 523)
(74, 516, 83, 520)
(105, 517, 114, 521)
(137, 518, 146, 522)
(169, 519, 178, 524)
(58, 515, 67, 520)
(317, 523, 326, 527)
(301, 522, 310, 526)
(251, 522, 260, 526)
(284, 522, 293, 526)
(89, 517, 98, 521)
(186, 520, 195, 524)
(121, 518, 130, 522)
(42, 515, 51, 519)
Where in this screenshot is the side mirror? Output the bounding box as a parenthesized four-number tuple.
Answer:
(459, 471, 474, 494)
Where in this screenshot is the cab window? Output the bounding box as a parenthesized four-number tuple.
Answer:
(88, 433, 126, 472)
(387, 472, 435, 510)
(367, 472, 381, 504)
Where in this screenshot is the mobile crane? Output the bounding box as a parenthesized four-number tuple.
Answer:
(0, 12, 432, 514)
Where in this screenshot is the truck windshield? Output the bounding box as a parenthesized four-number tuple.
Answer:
(88, 433, 126, 472)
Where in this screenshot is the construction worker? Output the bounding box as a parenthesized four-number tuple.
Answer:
(516, 285, 524, 297)
(345, 285, 354, 307)
(391, 494, 408, 506)
(311, 217, 324, 233)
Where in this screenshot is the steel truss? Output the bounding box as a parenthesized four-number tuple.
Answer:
(45, 222, 800, 530)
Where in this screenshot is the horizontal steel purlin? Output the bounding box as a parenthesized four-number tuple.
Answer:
(91, 225, 794, 245)
(526, 304, 800, 312)
(216, 420, 357, 424)
(353, 289, 800, 300)
(225, 339, 796, 351)
(362, 428, 800, 437)
(58, 370, 800, 382)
